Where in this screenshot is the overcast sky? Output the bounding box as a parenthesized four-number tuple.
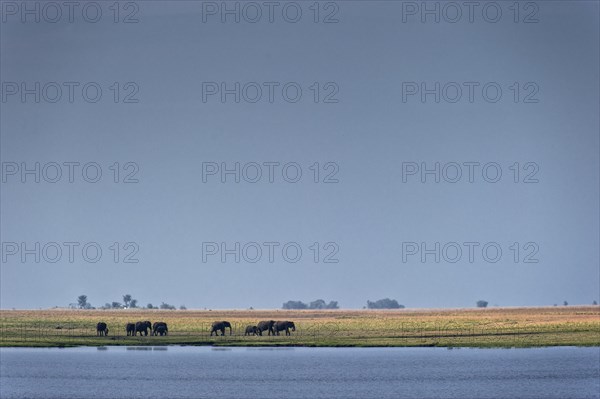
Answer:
(1, 1, 598, 309)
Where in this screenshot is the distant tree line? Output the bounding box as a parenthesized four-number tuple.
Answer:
(76, 295, 186, 310)
(283, 298, 407, 310)
(366, 298, 405, 309)
(282, 299, 339, 310)
(77, 295, 600, 310)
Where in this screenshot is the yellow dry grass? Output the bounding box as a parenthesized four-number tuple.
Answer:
(1, 306, 598, 347)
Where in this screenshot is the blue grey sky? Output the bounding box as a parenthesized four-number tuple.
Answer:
(1, 1, 598, 309)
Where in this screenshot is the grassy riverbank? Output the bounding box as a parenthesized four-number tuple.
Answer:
(1, 306, 598, 348)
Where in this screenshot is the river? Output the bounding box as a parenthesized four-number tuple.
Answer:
(1, 346, 598, 398)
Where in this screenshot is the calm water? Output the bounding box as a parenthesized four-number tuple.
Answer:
(1, 346, 598, 399)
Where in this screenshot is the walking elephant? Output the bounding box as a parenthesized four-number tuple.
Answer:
(134, 321, 152, 336)
(154, 325, 168, 336)
(96, 322, 109, 336)
(274, 321, 296, 336)
(126, 323, 135, 336)
(152, 322, 168, 336)
(210, 321, 232, 336)
(256, 320, 276, 336)
(244, 325, 260, 336)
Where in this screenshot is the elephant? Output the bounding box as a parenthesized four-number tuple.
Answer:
(256, 320, 276, 336)
(274, 321, 296, 336)
(210, 321, 232, 336)
(152, 322, 168, 336)
(154, 325, 168, 336)
(126, 323, 135, 336)
(244, 325, 260, 336)
(96, 322, 109, 336)
(134, 321, 152, 336)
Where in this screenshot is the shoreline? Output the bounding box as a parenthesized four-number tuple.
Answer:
(2, 306, 598, 349)
(2, 343, 600, 349)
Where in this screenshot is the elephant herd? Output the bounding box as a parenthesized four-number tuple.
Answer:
(243, 320, 296, 336)
(95, 321, 168, 336)
(209, 320, 296, 336)
(95, 320, 296, 337)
